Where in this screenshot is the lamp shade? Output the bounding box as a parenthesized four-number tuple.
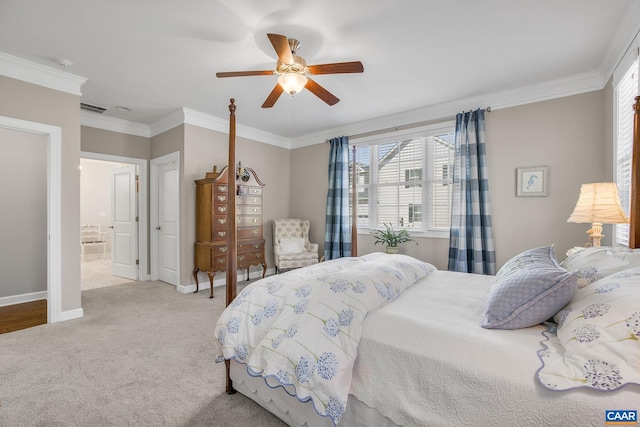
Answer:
(277, 72, 308, 95)
(567, 182, 629, 224)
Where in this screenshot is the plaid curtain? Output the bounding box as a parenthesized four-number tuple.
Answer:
(324, 136, 352, 260)
(447, 109, 496, 274)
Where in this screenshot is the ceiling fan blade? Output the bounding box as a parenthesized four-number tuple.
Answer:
(216, 70, 274, 78)
(262, 84, 284, 108)
(307, 61, 364, 75)
(305, 78, 340, 106)
(267, 33, 294, 64)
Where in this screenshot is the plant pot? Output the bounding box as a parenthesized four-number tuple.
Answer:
(385, 246, 399, 254)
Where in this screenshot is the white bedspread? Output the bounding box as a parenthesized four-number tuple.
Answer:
(350, 270, 639, 427)
(214, 253, 434, 425)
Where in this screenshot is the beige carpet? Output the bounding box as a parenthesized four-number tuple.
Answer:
(81, 257, 133, 290)
(0, 280, 286, 427)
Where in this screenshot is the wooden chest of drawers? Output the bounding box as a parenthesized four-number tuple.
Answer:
(193, 165, 266, 298)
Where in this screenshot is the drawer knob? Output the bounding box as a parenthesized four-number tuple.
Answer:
(218, 206, 227, 213)
(217, 231, 226, 237)
(218, 219, 227, 225)
(217, 195, 226, 202)
(218, 186, 227, 191)
(220, 247, 227, 253)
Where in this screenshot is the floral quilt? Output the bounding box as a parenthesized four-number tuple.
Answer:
(214, 253, 434, 425)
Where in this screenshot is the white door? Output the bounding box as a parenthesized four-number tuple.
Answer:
(158, 161, 178, 285)
(111, 165, 137, 280)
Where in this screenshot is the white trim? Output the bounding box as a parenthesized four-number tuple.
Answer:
(0, 51, 86, 96)
(80, 111, 151, 138)
(177, 267, 276, 294)
(149, 108, 291, 148)
(59, 308, 84, 322)
(81, 152, 150, 281)
(0, 116, 64, 323)
(74, 69, 608, 149)
(0, 291, 47, 307)
(291, 71, 605, 148)
(150, 151, 180, 285)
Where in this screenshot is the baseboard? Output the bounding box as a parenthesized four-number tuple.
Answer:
(0, 291, 47, 307)
(177, 267, 276, 294)
(58, 308, 83, 322)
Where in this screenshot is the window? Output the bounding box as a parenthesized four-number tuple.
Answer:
(614, 48, 639, 246)
(350, 129, 455, 236)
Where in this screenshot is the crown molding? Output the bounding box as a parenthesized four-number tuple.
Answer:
(150, 108, 291, 148)
(80, 110, 151, 138)
(290, 70, 606, 148)
(0, 51, 86, 96)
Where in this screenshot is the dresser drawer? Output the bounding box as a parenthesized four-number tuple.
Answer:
(237, 216, 261, 226)
(212, 228, 228, 241)
(213, 184, 228, 194)
(238, 240, 264, 254)
(213, 254, 227, 270)
(213, 193, 228, 203)
(213, 204, 228, 215)
(238, 206, 261, 215)
(237, 195, 261, 205)
(237, 251, 264, 267)
(238, 227, 261, 239)
(213, 215, 228, 227)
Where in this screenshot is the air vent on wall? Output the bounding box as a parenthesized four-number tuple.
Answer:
(80, 102, 107, 114)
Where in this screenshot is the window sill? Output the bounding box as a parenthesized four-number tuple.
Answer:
(357, 228, 449, 240)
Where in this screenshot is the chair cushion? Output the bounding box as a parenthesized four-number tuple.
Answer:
(279, 252, 318, 262)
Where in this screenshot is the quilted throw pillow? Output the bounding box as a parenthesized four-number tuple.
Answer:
(537, 267, 640, 391)
(482, 245, 578, 330)
(561, 246, 640, 287)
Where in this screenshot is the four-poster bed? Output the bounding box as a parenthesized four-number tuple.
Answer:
(214, 97, 640, 426)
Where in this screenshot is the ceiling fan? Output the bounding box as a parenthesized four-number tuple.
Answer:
(216, 33, 364, 108)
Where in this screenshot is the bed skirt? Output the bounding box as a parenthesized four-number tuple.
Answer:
(230, 360, 399, 427)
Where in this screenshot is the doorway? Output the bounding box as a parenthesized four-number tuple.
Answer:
(80, 152, 149, 289)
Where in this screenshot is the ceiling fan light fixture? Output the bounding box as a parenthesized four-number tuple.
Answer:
(277, 73, 308, 95)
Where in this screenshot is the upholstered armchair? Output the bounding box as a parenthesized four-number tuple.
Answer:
(272, 219, 319, 273)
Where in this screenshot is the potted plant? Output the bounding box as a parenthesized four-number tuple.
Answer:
(371, 223, 417, 254)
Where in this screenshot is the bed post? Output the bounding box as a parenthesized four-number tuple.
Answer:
(630, 96, 640, 249)
(351, 145, 358, 256)
(225, 98, 238, 394)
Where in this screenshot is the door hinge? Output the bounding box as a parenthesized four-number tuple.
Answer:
(136, 216, 139, 222)
(136, 259, 139, 265)
(136, 175, 140, 193)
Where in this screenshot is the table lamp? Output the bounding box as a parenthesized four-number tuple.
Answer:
(567, 182, 629, 247)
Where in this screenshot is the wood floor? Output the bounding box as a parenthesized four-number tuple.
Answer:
(0, 299, 47, 334)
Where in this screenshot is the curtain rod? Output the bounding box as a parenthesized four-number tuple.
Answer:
(325, 106, 491, 142)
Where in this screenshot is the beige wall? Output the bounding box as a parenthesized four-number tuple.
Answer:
(290, 90, 611, 270)
(182, 125, 291, 286)
(0, 75, 82, 312)
(0, 127, 47, 297)
(81, 126, 150, 159)
(485, 90, 608, 267)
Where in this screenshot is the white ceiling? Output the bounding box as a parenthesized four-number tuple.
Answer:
(1, 0, 639, 145)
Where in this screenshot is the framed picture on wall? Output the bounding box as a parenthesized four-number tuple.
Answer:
(516, 166, 549, 197)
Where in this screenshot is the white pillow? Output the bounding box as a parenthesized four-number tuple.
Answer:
(561, 246, 640, 286)
(279, 238, 305, 254)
